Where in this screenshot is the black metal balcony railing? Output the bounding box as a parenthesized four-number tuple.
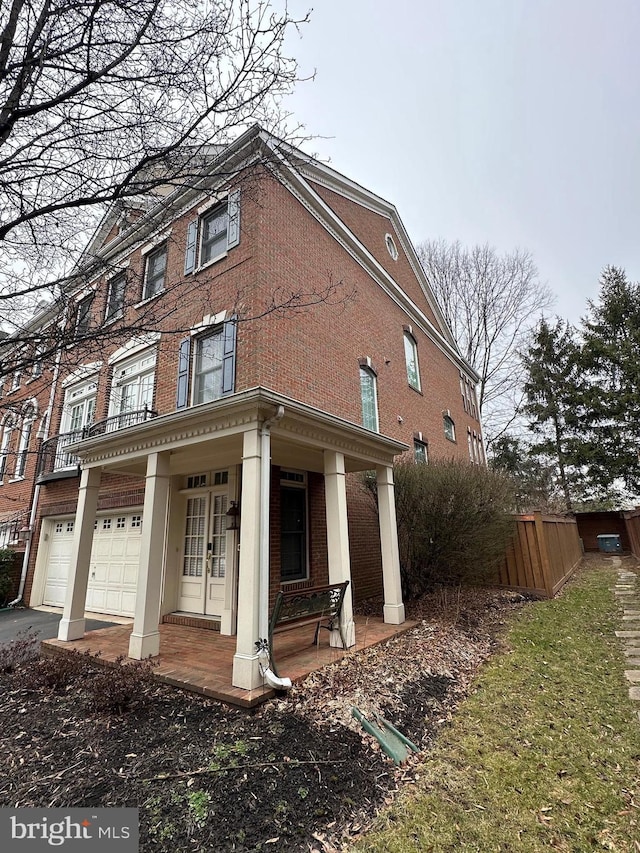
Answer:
(36, 407, 157, 481)
(85, 406, 157, 438)
(37, 428, 85, 479)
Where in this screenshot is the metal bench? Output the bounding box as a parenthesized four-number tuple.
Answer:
(267, 581, 349, 677)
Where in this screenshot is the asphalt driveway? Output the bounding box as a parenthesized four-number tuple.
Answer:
(0, 608, 116, 644)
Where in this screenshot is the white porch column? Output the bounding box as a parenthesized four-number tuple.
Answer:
(232, 428, 263, 690)
(128, 452, 171, 659)
(323, 450, 355, 648)
(376, 464, 405, 624)
(58, 467, 101, 641)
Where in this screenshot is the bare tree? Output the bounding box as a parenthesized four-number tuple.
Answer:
(417, 239, 554, 443)
(0, 0, 309, 321)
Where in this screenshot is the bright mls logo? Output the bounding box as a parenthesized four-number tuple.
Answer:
(1, 808, 138, 851)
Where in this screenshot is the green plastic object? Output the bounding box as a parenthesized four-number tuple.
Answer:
(352, 706, 419, 765)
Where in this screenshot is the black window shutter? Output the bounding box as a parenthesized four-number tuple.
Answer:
(176, 337, 191, 409)
(221, 317, 237, 395)
(184, 220, 198, 275)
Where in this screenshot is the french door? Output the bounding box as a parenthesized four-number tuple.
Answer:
(179, 490, 228, 616)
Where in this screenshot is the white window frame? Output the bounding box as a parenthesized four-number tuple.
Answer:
(13, 404, 36, 480)
(142, 244, 167, 301)
(200, 205, 228, 267)
(192, 326, 225, 405)
(105, 272, 126, 322)
(414, 439, 428, 464)
(443, 413, 456, 442)
(403, 330, 421, 392)
(75, 294, 93, 338)
(359, 364, 379, 433)
(108, 348, 156, 430)
(0, 415, 15, 483)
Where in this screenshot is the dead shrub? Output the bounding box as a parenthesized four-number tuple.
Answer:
(85, 655, 158, 714)
(0, 628, 40, 673)
(30, 650, 94, 690)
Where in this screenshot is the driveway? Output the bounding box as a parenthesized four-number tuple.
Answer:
(0, 608, 117, 644)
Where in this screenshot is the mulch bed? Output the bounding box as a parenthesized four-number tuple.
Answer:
(0, 587, 528, 851)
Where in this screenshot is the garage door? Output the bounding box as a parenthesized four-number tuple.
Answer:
(43, 513, 142, 617)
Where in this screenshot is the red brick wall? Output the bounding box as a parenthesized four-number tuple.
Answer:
(310, 181, 443, 332)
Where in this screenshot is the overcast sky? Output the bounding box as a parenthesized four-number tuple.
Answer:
(284, 0, 639, 325)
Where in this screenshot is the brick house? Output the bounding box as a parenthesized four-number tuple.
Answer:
(0, 127, 484, 690)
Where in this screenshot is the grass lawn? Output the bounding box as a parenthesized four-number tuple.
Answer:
(355, 558, 640, 852)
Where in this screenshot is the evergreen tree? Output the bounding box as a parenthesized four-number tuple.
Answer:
(489, 433, 558, 513)
(579, 266, 640, 495)
(521, 318, 582, 510)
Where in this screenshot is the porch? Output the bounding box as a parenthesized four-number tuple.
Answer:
(42, 614, 417, 709)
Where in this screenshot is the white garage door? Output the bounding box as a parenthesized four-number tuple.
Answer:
(43, 513, 142, 617)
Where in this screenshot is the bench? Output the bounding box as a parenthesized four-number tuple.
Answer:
(267, 581, 350, 677)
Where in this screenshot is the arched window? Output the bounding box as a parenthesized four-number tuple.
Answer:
(359, 364, 379, 432)
(0, 413, 16, 482)
(15, 402, 37, 479)
(403, 330, 421, 391)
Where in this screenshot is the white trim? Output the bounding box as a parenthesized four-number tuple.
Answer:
(140, 229, 172, 256)
(197, 191, 228, 216)
(105, 261, 130, 279)
(61, 363, 102, 388)
(190, 310, 229, 335)
(108, 333, 161, 366)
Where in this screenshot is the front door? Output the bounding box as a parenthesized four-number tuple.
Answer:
(179, 490, 228, 616)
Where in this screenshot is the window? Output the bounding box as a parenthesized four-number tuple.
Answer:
(184, 190, 241, 275)
(280, 472, 308, 582)
(106, 273, 126, 321)
(58, 378, 97, 469)
(414, 439, 428, 463)
(201, 207, 228, 265)
(31, 344, 44, 378)
(0, 416, 15, 482)
(143, 245, 167, 300)
(109, 349, 156, 430)
(10, 369, 21, 392)
(385, 233, 398, 260)
(467, 427, 474, 461)
(75, 295, 93, 338)
(176, 318, 237, 409)
(194, 328, 225, 404)
(443, 413, 456, 442)
(403, 330, 421, 391)
(14, 404, 36, 479)
(360, 365, 379, 432)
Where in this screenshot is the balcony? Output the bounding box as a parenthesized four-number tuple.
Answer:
(37, 408, 157, 483)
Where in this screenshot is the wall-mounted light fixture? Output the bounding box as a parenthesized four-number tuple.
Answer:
(226, 501, 240, 531)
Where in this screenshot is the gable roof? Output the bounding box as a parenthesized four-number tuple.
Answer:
(69, 125, 478, 382)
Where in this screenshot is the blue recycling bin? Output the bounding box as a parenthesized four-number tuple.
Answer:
(597, 534, 622, 553)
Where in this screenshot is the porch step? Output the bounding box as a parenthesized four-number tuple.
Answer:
(163, 613, 221, 631)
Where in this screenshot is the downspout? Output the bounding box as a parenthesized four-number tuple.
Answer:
(257, 404, 291, 690)
(9, 343, 64, 607)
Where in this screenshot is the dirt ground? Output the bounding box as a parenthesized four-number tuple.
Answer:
(0, 586, 528, 852)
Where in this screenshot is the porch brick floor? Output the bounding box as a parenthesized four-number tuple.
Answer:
(42, 616, 417, 709)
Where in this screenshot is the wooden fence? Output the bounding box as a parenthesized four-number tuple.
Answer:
(623, 509, 640, 559)
(498, 512, 583, 598)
